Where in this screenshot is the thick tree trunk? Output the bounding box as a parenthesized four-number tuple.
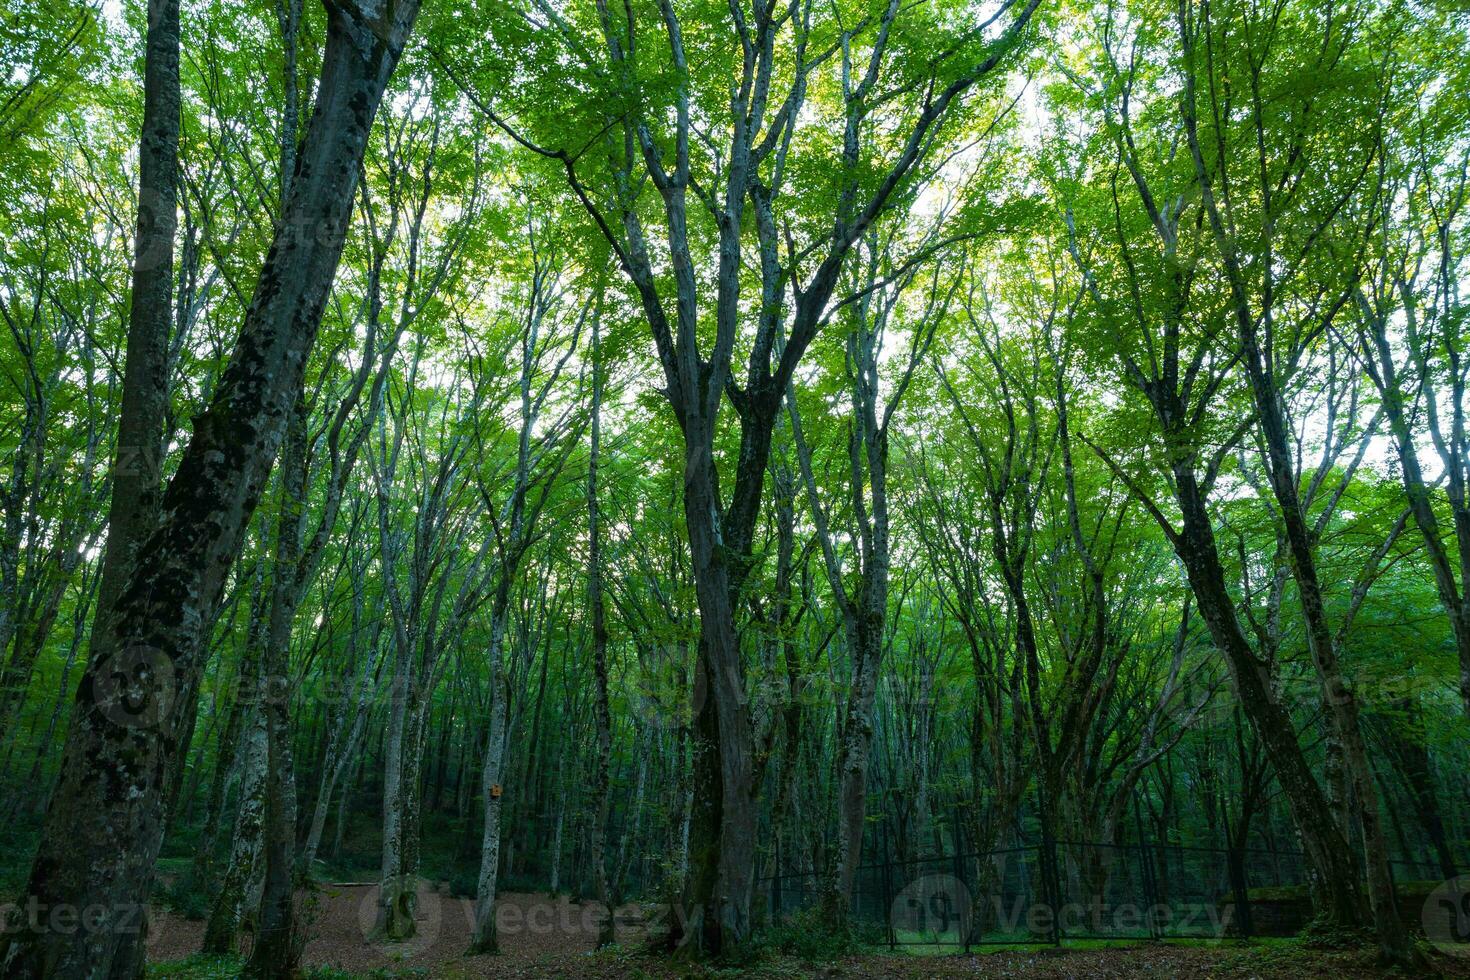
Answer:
(0, 4, 418, 974)
(679, 440, 757, 952)
(830, 618, 882, 911)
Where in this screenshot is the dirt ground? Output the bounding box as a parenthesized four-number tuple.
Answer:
(148, 884, 648, 976)
(146, 884, 1470, 978)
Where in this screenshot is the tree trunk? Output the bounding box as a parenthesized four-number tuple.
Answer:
(202, 704, 268, 955)
(195, 558, 266, 890)
(679, 439, 757, 952)
(377, 652, 418, 940)
(587, 316, 616, 949)
(1168, 461, 1364, 928)
(248, 404, 307, 976)
(94, 0, 179, 640)
(469, 669, 510, 953)
(300, 671, 372, 875)
(0, 4, 419, 973)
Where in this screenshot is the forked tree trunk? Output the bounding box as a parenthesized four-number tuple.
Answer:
(1184, 76, 1413, 958)
(679, 440, 758, 951)
(1247, 372, 1409, 960)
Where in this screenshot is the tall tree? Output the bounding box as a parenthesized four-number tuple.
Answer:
(787, 234, 951, 919)
(0, 1, 421, 973)
(448, 0, 1042, 947)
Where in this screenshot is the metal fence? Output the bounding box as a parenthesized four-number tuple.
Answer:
(760, 836, 1449, 949)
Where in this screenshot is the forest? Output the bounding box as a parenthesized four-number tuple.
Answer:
(0, 0, 1468, 976)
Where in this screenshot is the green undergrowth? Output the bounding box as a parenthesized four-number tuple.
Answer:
(1242, 881, 1442, 904)
(147, 953, 428, 980)
(742, 906, 887, 962)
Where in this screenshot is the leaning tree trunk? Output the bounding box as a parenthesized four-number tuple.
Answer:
(0, 4, 420, 974)
(1168, 460, 1364, 929)
(1251, 393, 1410, 961)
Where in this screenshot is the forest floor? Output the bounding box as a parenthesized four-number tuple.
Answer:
(144, 883, 1470, 979)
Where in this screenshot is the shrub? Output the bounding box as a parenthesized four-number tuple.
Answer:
(448, 868, 479, 899)
(749, 905, 883, 961)
(156, 870, 210, 921)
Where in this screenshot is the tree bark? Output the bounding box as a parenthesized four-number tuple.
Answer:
(0, 3, 419, 974)
(1180, 39, 1413, 955)
(93, 0, 179, 640)
(247, 404, 307, 976)
(469, 668, 509, 953)
(587, 315, 616, 949)
(1167, 458, 1364, 927)
(201, 703, 267, 955)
